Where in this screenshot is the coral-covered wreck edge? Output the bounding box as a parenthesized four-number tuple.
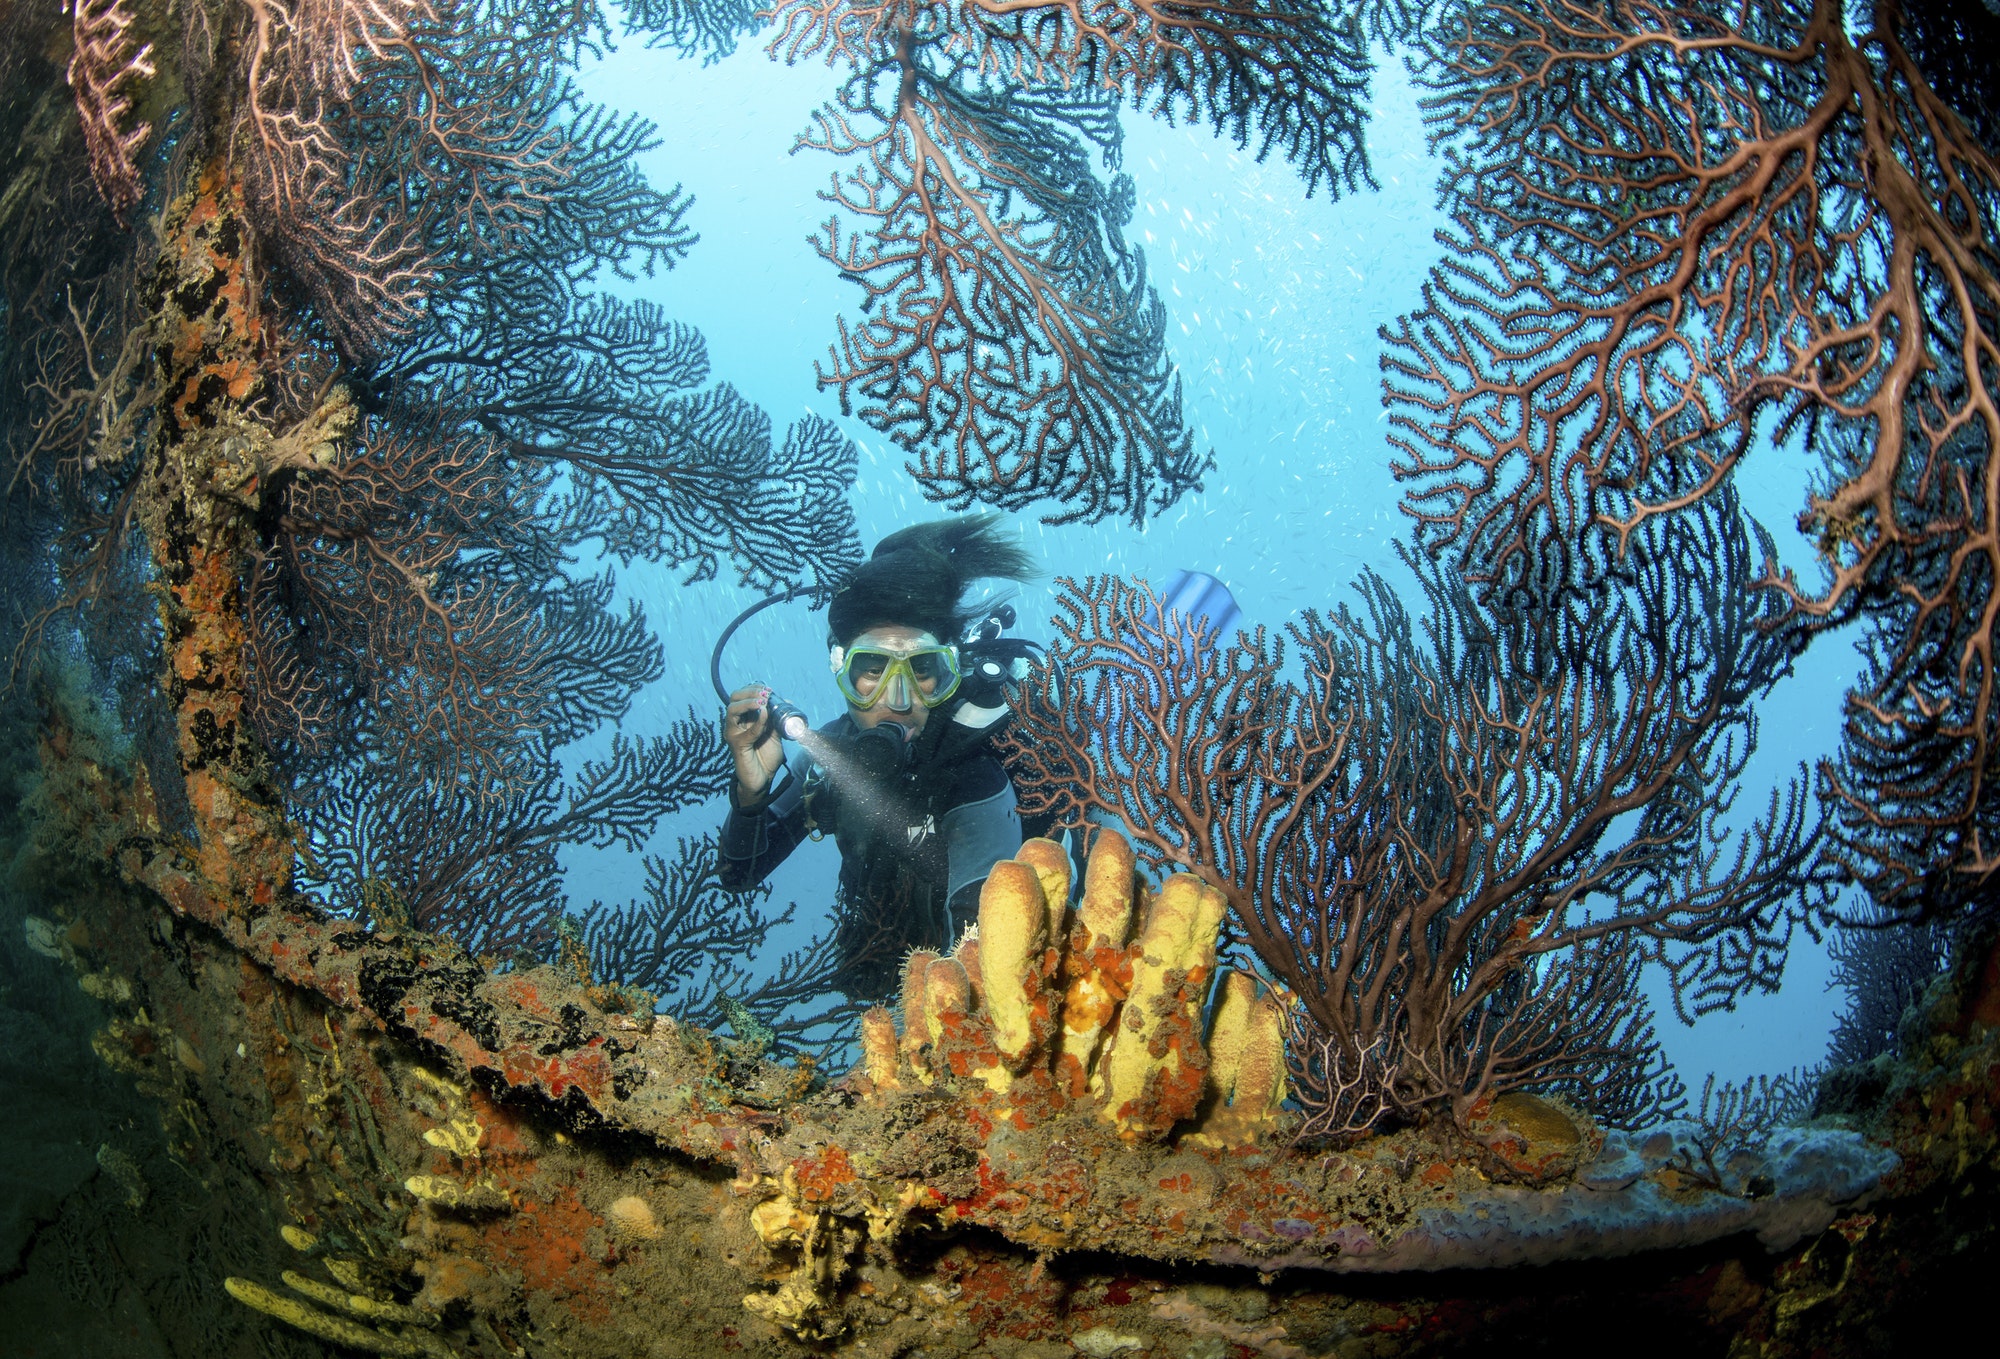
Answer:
(128, 776, 1895, 1267)
(34, 734, 1998, 1355)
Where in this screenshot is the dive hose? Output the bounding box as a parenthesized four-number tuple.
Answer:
(710, 589, 811, 741)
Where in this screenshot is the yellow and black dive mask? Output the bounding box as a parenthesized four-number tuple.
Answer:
(830, 640, 963, 711)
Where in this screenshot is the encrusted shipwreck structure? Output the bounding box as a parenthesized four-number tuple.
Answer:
(16, 729, 1989, 1357)
(6, 0, 2000, 1352)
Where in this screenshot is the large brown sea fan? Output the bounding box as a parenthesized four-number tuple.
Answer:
(65, 0, 156, 220)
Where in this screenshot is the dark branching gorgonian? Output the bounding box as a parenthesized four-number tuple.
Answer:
(1383, 0, 2000, 918)
(1004, 488, 1831, 1137)
(1, 0, 173, 801)
(1824, 910, 1955, 1068)
(5, 0, 864, 1011)
(581, 834, 874, 1060)
(766, 0, 1400, 523)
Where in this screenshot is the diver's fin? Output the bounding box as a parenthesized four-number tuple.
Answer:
(1150, 569, 1242, 647)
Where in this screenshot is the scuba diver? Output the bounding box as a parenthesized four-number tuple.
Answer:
(715, 515, 1039, 999)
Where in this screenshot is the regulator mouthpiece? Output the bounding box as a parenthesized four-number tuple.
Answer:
(848, 722, 912, 780)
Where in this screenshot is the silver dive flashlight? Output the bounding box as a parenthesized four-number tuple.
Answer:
(765, 693, 811, 743)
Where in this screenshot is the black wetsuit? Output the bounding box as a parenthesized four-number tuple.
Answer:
(716, 692, 1023, 998)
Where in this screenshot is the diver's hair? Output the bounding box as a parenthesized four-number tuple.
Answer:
(827, 514, 1036, 647)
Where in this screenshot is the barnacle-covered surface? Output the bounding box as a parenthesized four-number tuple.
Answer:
(9, 715, 1986, 1357)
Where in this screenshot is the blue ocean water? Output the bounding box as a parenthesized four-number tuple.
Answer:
(569, 37, 1858, 1088)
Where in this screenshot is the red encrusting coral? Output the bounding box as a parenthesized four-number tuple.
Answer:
(140, 160, 298, 915)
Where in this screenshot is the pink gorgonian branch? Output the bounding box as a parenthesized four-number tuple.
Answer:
(66, 0, 156, 220)
(237, 0, 444, 356)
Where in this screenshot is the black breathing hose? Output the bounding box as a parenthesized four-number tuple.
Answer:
(711, 588, 813, 741)
(709, 589, 795, 705)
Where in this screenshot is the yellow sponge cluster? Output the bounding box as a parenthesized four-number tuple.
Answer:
(854, 829, 1290, 1144)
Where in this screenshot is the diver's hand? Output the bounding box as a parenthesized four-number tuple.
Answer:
(722, 685, 784, 807)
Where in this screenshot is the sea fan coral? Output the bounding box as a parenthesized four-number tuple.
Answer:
(1006, 487, 1828, 1133)
(9, 0, 865, 975)
(64, 0, 155, 220)
(769, 0, 1398, 523)
(1385, 0, 2000, 916)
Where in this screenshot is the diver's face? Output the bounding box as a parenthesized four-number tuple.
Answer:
(839, 624, 939, 739)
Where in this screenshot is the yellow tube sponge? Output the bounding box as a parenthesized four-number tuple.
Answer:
(322, 1259, 373, 1295)
(1096, 874, 1227, 1139)
(1013, 837, 1072, 945)
(1076, 830, 1137, 948)
(922, 957, 971, 1051)
(281, 1271, 437, 1329)
(1189, 878, 1227, 968)
(224, 1277, 429, 1357)
(1055, 832, 1139, 1097)
(921, 955, 1014, 1093)
(898, 950, 936, 1064)
(954, 929, 985, 1010)
(977, 860, 1051, 1069)
(859, 1006, 900, 1091)
(1204, 970, 1259, 1102)
(1182, 987, 1294, 1149)
(1231, 994, 1290, 1123)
